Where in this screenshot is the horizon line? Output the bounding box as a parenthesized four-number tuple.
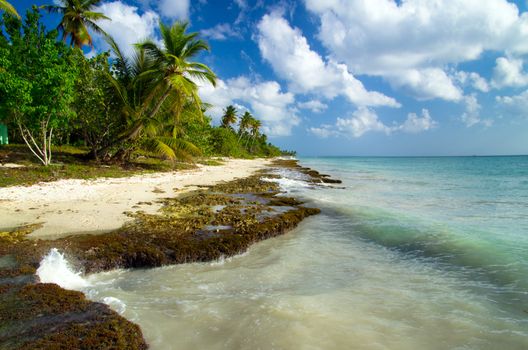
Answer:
(297, 154, 528, 158)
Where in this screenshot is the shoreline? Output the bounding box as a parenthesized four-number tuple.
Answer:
(0, 158, 270, 239)
(0, 158, 339, 349)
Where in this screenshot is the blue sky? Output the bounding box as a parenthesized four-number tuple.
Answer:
(12, 0, 528, 156)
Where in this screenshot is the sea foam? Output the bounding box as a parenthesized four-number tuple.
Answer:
(36, 248, 90, 290)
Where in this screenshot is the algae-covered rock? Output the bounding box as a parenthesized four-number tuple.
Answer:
(0, 159, 334, 349)
(0, 284, 147, 350)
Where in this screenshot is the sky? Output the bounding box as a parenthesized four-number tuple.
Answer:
(12, 0, 528, 156)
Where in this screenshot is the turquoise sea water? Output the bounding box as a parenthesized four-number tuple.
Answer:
(300, 156, 528, 307)
(68, 156, 528, 349)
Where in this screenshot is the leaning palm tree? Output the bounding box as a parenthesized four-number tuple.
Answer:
(221, 105, 237, 129)
(0, 0, 19, 18)
(41, 0, 109, 48)
(96, 22, 216, 162)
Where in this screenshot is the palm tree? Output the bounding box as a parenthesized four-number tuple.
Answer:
(249, 117, 262, 150)
(221, 105, 237, 129)
(0, 0, 19, 18)
(138, 21, 217, 127)
(96, 22, 216, 162)
(41, 0, 110, 48)
(238, 111, 252, 141)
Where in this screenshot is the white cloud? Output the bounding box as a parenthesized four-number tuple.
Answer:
(201, 23, 241, 40)
(453, 71, 490, 92)
(398, 109, 437, 133)
(199, 77, 300, 136)
(387, 68, 463, 101)
(298, 100, 328, 113)
(94, 1, 159, 55)
(492, 57, 528, 88)
(309, 108, 437, 138)
(158, 0, 189, 19)
(336, 107, 392, 137)
(461, 94, 481, 127)
(461, 94, 493, 127)
(304, 0, 528, 99)
(256, 12, 400, 108)
(308, 125, 337, 138)
(234, 0, 248, 9)
(496, 90, 528, 116)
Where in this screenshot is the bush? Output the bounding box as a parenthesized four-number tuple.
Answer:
(210, 127, 249, 158)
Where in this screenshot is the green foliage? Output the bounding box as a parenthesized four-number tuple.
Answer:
(221, 105, 237, 129)
(0, 144, 188, 187)
(41, 0, 110, 48)
(0, 9, 78, 165)
(210, 127, 249, 157)
(181, 115, 215, 156)
(281, 149, 297, 157)
(97, 20, 217, 162)
(0, 11, 290, 170)
(71, 49, 121, 158)
(238, 111, 252, 136)
(0, 0, 18, 18)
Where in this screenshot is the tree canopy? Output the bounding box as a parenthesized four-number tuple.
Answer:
(0, 9, 285, 166)
(0, 9, 78, 165)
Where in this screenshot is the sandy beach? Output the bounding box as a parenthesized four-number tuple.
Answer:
(0, 158, 270, 239)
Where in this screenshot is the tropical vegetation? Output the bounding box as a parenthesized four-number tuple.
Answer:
(0, 10, 77, 165)
(41, 0, 109, 48)
(0, 6, 284, 168)
(0, 0, 19, 18)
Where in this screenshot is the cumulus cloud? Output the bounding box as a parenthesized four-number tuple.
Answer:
(453, 71, 490, 93)
(308, 125, 337, 138)
(304, 0, 528, 99)
(398, 109, 437, 133)
(256, 12, 400, 108)
(492, 57, 528, 88)
(309, 108, 437, 138)
(336, 108, 392, 137)
(297, 100, 328, 113)
(461, 94, 481, 127)
(387, 68, 463, 101)
(201, 23, 241, 40)
(158, 0, 190, 19)
(94, 1, 159, 55)
(199, 77, 300, 136)
(496, 90, 528, 116)
(461, 94, 493, 127)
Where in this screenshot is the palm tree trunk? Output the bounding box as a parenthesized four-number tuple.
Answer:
(147, 87, 172, 121)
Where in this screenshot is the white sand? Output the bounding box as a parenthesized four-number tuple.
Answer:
(0, 158, 270, 239)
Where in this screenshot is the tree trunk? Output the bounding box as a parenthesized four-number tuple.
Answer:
(17, 121, 53, 166)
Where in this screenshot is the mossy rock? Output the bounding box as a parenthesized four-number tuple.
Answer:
(0, 158, 336, 349)
(0, 284, 147, 350)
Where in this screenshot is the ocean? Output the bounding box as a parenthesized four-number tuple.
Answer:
(39, 156, 528, 349)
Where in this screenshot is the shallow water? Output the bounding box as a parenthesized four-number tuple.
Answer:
(42, 156, 528, 349)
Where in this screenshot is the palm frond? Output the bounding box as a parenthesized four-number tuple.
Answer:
(160, 136, 201, 159)
(141, 138, 176, 159)
(84, 11, 110, 21)
(39, 4, 64, 14)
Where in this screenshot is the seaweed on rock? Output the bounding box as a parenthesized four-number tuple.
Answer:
(0, 159, 334, 349)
